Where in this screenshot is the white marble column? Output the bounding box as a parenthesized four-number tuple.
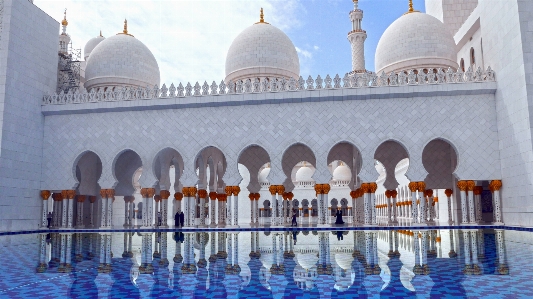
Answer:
(76, 195, 85, 228)
(198, 190, 207, 226)
(89, 196, 96, 227)
(209, 192, 217, 226)
(278, 189, 284, 226)
(363, 184, 371, 225)
(249, 193, 255, 225)
(106, 190, 114, 228)
(161, 191, 170, 227)
(467, 181, 476, 224)
(269, 186, 278, 226)
(66, 191, 75, 228)
(189, 188, 197, 226)
(37, 233, 48, 272)
(386, 191, 392, 224)
(391, 190, 398, 223)
(350, 190, 357, 224)
(427, 189, 434, 223)
(495, 229, 509, 274)
(160, 232, 168, 265)
(123, 196, 131, 226)
(463, 230, 471, 273)
(154, 196, 161, 226)
(474, 186, 483, 223)
(419, 186, 427, 224)
(65, 233, 73, 270)
(40, 191, 51, 228)
(445, 189, 453, 224)
(369, 183, 377, 225)
(225, 186, 233, 226)
(61, 191, 68, 228)
(100, 190, 107, 228)
(233, 187, 240, 227)
(457, 181, 469, 224)
(490, 180, 503, 224)
(409, 182, 418, 225)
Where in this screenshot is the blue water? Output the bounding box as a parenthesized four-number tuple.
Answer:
(0, 229, 525, 298)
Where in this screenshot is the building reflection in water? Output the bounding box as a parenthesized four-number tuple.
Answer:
(34, 229, 509, 297)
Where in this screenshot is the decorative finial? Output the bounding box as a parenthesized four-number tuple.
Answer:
(99, 30, 103, 37)
(61, 9, 68, 26)
(255, 8, 269, 24)
(404, 0, 419, 15)
(353, 0, 358, 9)
(123, 19, 128, 34)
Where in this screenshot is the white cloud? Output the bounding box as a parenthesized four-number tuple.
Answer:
(35, 0, 304, 86)
(295, 46, 312, 59)
(313, 45, 319, 50)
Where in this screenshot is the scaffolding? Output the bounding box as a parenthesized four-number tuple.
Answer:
(57, 42, 81, 93)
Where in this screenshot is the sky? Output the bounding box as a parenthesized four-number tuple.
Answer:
(34, 0, 426, 86)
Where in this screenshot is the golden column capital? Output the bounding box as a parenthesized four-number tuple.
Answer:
(314, 184, 323, 195)
(66, 190, 76, 199)
(198, 189, 208, 199)
(154, 195, 161, 202)
(457, 180, 467, 191)
(188, 187, 197, 197)
(275, 185, 285, 195)
(489, 180, 502, 191)
(217, 194, 227, 201)
(40, 190, 51, 200)
(77, 195, 86, 203)
(425, 189, 433, 197)
(225, 186, 233, 196)
(323, 184, 331, 194)
(408, 182, 418, 192)
(368, 183, 377, 193)
(466, 180, 475, 191)
(287, 192, 294, 200)
(350, 190, 357, 199)
(174, 192, 183, 201)
(182, 187, 190, 197)
(282, 192, 288, 200)
(473, 186, 483, 195)
(360, 183, 369, 193)
(444, 189, 453, 197)
(89, 196, 97, 203)
(249, 193, 255, 201)
(385, 190, 391, 198)
(160, 190, 171, 200)
(269, 185, 277, 195)
(416, 182, 425, 192)
(105, 189, 115, 198)
(61, 190, 69, 199)
(232, 186, 241, 196)
(209, 192, 217, 200)
(99, 189, 108, 198)
(391, 190, 397, 198)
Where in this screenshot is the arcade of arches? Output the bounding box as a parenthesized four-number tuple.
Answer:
(39, 140, 503, 229)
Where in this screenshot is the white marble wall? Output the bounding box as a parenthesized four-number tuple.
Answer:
(0, 0, 58, 231)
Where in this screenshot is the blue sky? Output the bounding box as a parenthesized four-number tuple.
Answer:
(35, 0, 427, 85)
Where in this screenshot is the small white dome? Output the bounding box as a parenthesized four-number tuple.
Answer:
(295, 164, 314, 182)
(333, 163, 351, 181)
(258, 167, 270, 183)
(85, 33, 160, 90)
(375, 12, 457, 74)
(84, 33, 105, 61)
(225, 20, 299, 82)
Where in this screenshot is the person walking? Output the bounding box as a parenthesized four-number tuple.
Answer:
(179, 211, 185, 227)
(291, 209, 297, 227)
(174, 211, 180, 227)
(47, 212, 52, 228)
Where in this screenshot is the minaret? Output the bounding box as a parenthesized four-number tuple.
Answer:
(59, 9, 71, 55)
(347, 0, 367, 73)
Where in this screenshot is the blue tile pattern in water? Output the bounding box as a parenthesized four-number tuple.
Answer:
(0, 229, 528, 298)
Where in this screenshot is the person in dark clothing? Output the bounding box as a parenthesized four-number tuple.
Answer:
(179, 211, 185, 227)
(47, 212, 52, 228)
(292, 231, 298, 245)
(174, 212, 181, 227)
(336, 231, 344, 241)
(291, 209, 297, 226)
(335, 209, 345, 225)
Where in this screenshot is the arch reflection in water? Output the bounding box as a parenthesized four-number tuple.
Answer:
(0, 229, 517, 297)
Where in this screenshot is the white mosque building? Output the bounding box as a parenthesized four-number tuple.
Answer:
(1, 0, 532, 232)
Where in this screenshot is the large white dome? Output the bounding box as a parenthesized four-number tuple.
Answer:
(375, 12, 457, 74)
(225, 20, 299, 83)
(84, 33, 105, 61)
(85, 33, 160, 90)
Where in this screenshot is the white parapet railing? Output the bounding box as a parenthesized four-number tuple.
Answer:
(42, 66, 496, 105)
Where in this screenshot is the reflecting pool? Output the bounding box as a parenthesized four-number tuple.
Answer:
(0, 229, 527, 298)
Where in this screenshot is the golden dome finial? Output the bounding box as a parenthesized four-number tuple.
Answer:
(61, 8, 68, 26)
(123, 19, 128, 34)
(255, 8, 269, 24)
(404, 0, 419, 15)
